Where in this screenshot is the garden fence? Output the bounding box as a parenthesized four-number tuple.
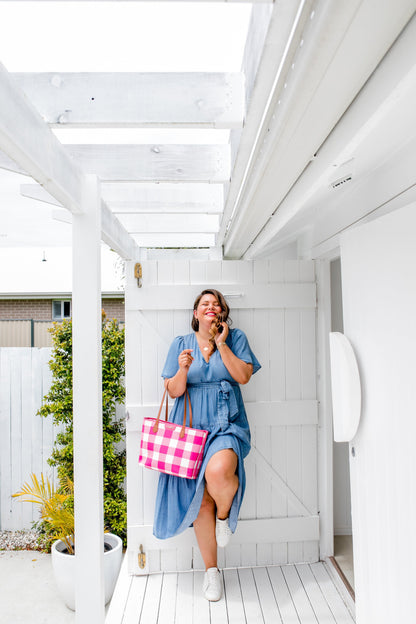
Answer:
(0, 347, 55, 530)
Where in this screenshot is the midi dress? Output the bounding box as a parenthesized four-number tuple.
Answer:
(153, 327, 261, 539)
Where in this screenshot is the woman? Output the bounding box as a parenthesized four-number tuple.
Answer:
(153, 289, 261, 601)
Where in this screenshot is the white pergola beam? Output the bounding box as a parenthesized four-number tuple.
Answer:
(102, 182, 224, 214)
(21, 181, 225, 214)
(0, 63, 84, 213)
(0, 63, 140, 259)
(101, 182, 223, 204)
(117, 213, 219, 233)
(100, 201, 140, 259)
(112, 202, 222, 215)
(50, 208, 219, 235)
(21, 183, 62, 207)
(12, 73, 244, 129)
(19, 183, 146, 259)
(66, 144, 230, 182)
(0, 150, 28, 175)
(131, 232, 216, 247)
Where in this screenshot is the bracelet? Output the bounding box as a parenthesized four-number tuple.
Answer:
(217, 342, 226, 348)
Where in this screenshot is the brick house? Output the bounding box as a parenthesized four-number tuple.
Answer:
(0, 292, 124, 347)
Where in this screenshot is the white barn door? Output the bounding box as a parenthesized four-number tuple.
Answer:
(125, 259, 319, 574)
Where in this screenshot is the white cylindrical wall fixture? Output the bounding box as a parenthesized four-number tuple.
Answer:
(329, 331, 361, 442)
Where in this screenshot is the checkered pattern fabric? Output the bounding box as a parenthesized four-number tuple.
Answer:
(139, 417, 208, 479)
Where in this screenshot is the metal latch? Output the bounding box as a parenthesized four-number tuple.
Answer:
(134, 263, 142, 288)
(138, 544, 146, 569)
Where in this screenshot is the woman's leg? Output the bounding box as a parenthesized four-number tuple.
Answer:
(193, 487, 217, 570)
(205, 448, 238, 520)
(194, 449, 239, 570)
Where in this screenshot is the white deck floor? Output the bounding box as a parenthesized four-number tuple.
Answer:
(106, 557, 355, 624)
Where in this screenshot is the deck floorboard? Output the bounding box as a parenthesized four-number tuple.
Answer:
(106, 561, 355, 624)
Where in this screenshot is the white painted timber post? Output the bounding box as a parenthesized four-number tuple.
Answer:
(72, 175, 105, 622)
(316, 258, 334, 559)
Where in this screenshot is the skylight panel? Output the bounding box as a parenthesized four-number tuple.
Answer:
(53, 128, 230, 145)
(0, 2, 251, 72)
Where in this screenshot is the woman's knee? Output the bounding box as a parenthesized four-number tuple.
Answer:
(205, 450, 238, 487)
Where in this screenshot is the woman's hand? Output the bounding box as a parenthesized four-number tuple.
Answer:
(214, 321, 229, 347)
(178, 348, 194, 371)
(165, 350, 194, 398)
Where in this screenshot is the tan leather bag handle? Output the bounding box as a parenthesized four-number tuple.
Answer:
(152, 384, 193, 438)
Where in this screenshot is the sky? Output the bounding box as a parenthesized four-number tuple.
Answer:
(0, 2, 251, 73)
(0, 1, 252, 291)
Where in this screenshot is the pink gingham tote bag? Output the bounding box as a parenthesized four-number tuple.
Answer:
(139, 387, 208, 479)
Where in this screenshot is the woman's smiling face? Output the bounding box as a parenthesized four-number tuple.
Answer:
(194, 293, 222, 327)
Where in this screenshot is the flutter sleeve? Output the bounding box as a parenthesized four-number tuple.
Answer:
(229, 328, 261, 374)
(161, 335, 184, 379)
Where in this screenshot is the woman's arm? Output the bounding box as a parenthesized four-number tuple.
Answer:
(217, 342, 253, 384)
(215, 324, 253, 385)
(165, 349, 194, 397)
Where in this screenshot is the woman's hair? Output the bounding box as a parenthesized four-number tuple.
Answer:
(191, 288, 230, 331)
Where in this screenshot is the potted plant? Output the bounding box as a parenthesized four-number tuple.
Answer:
(13, 473, 122, 611)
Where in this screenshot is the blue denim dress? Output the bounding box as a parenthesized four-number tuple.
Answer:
(153, 328, 261, 539)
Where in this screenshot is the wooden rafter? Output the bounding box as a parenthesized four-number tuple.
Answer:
(65, 144, 230, 182)
(101, 182, 223, 212)
(0, 63, 140, 259)
(130, 232, 216, 247)
(0, 63, 84, 213)
(12, 72, 244, 128)
(117, 213, 218, 233)
(50, 210, 219, 234)
(101, 201, 139, 259)
(21, 181, 224, 214)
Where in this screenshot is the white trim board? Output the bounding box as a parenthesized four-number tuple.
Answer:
(126, 283, 316, 310)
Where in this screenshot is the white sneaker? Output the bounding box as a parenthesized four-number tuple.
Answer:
(215, 516, 232, 548)
(202, 567, 222, 601)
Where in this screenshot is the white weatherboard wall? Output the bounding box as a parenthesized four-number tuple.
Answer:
(125, 259, 319, 574)
(340, 203, 416, 623)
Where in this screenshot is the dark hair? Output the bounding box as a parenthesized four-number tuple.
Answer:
(191, 289, 230, 331)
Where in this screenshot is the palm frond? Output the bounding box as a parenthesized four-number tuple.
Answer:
(13, 472, 75, 554)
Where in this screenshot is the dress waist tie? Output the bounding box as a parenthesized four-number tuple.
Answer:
(187, 381, 238, 432)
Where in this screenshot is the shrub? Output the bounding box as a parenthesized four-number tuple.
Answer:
(38, 317, 126, 545)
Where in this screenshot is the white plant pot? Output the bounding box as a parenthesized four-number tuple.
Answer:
(51, 533, 123, 611)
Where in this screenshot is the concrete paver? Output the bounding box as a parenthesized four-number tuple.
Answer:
(0, 550, 75, 624)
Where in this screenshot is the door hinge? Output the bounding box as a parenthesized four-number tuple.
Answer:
(138, 544, 146, 569)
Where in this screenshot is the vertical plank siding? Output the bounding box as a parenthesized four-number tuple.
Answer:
(0, 347, 54, 530)
(125, 259, 319, 572)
